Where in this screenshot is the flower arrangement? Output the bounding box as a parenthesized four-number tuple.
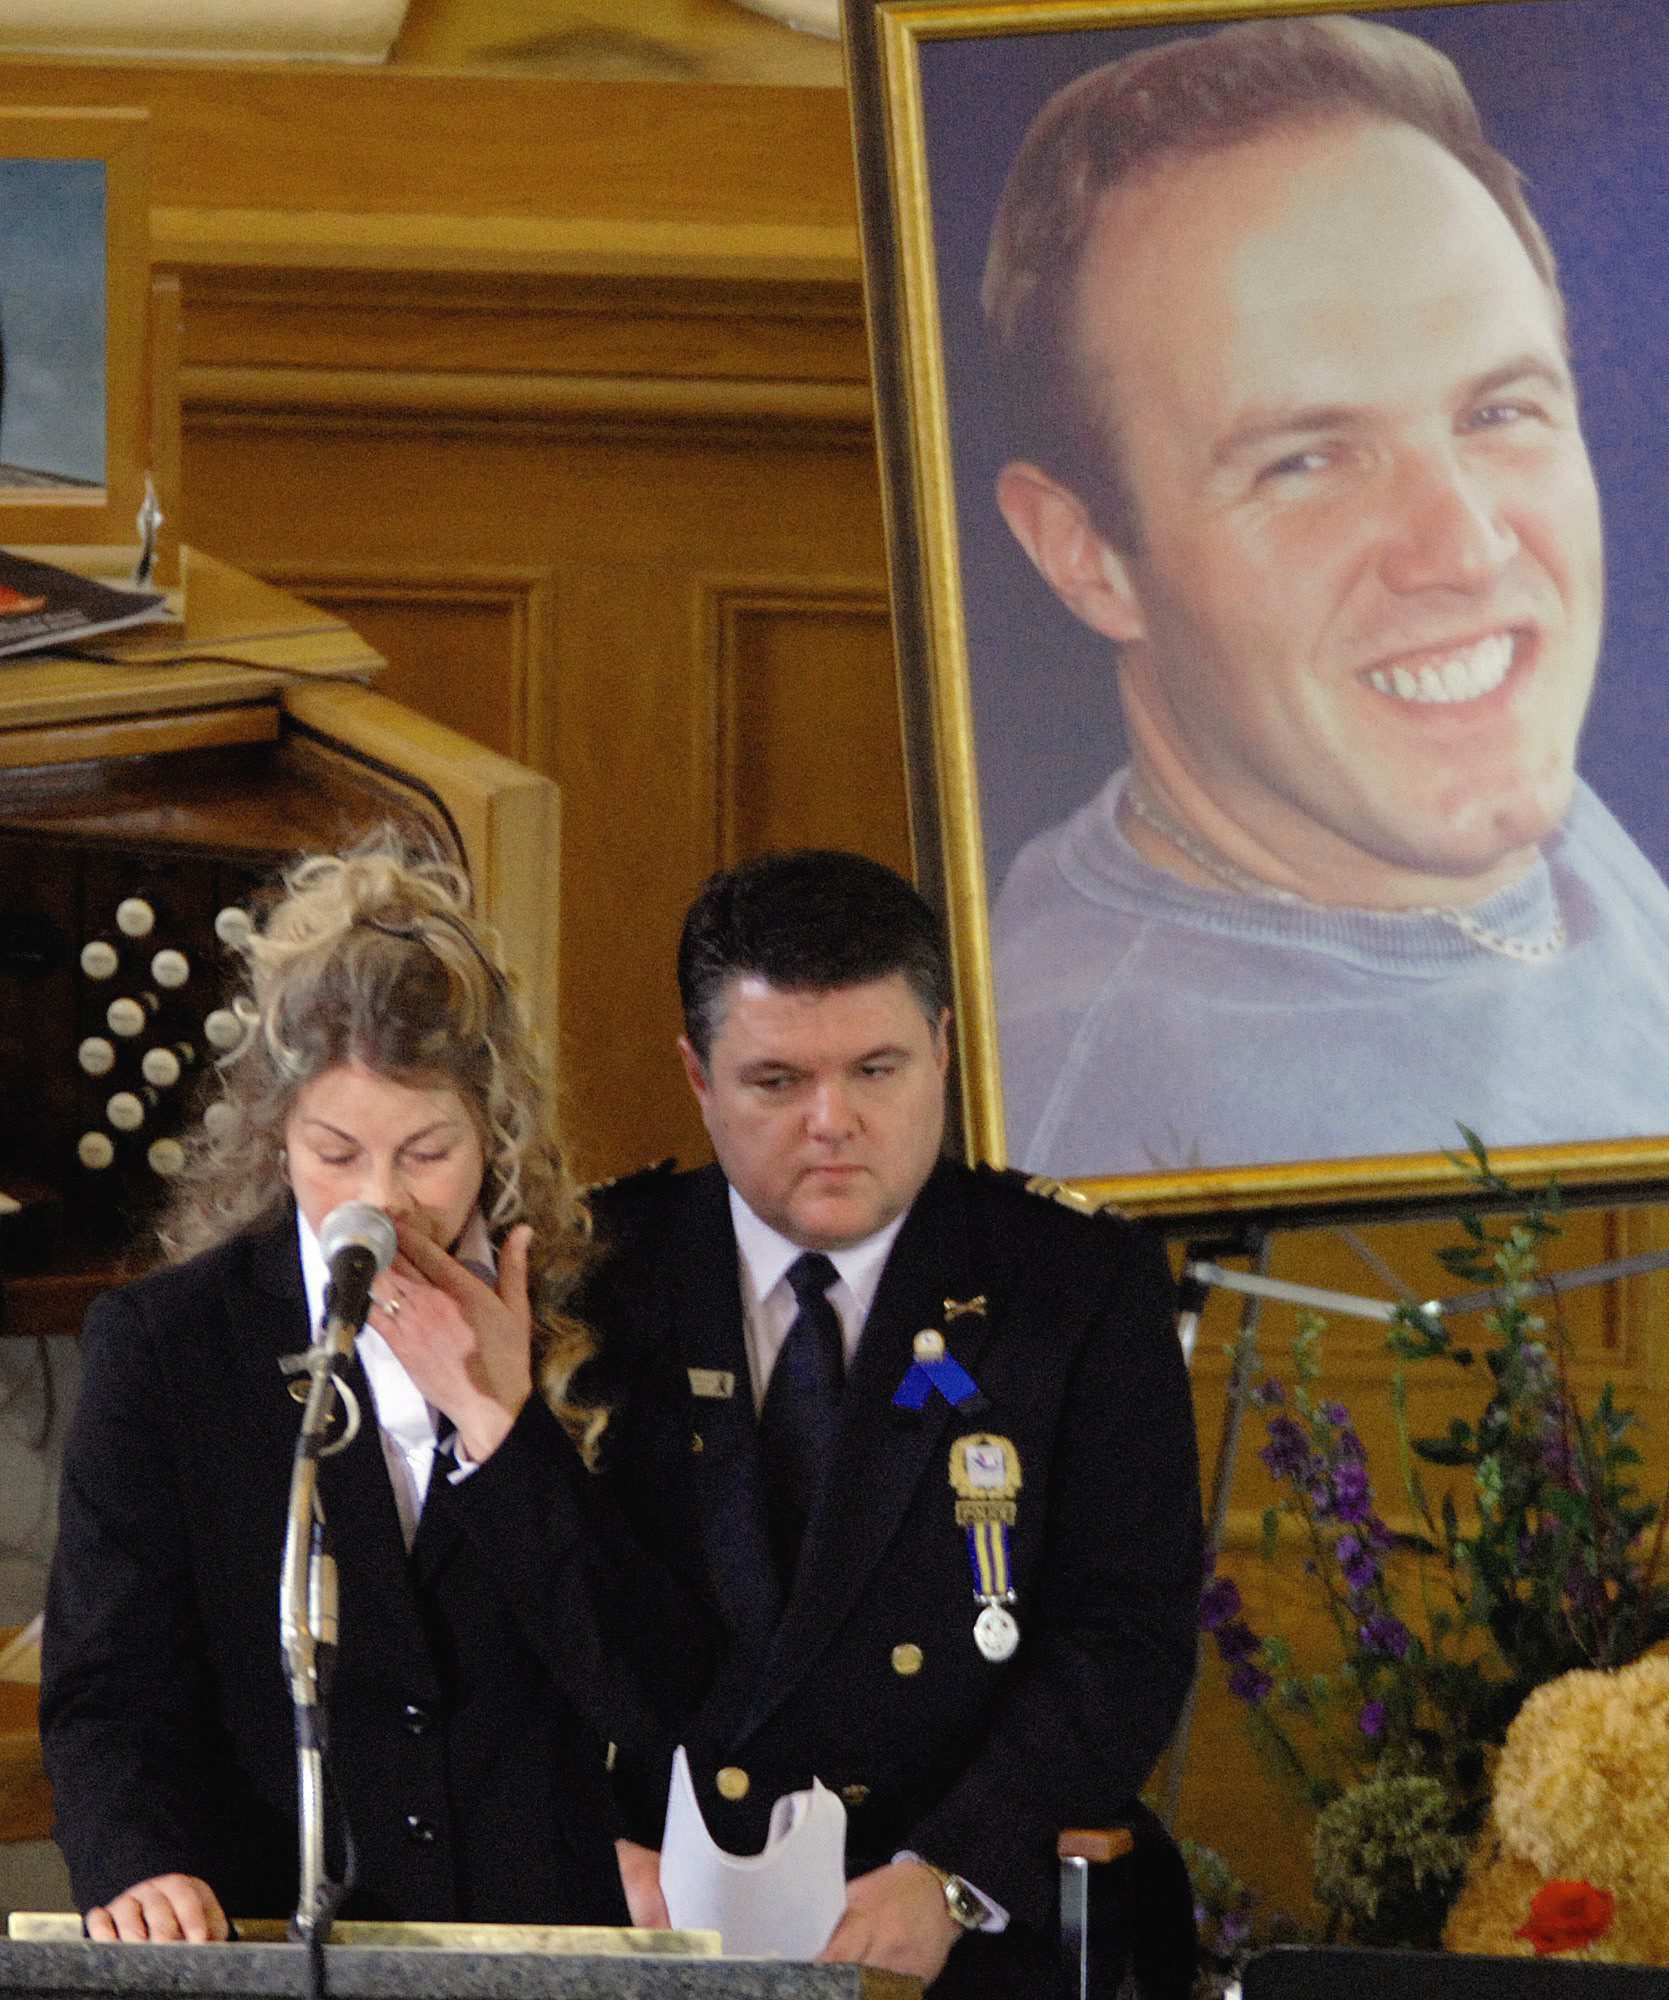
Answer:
(1200, 1141, 1669, 1949)
(1518, 1881, 1617, 1956)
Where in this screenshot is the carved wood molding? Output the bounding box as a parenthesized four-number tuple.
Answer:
(158, 207, 864, 286)
(184, 365, 875, 442)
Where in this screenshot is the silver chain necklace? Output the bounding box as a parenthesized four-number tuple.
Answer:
(1120, 776, 1567, 964)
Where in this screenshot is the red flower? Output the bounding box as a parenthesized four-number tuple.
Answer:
(1516, 1880, 1617, 1955)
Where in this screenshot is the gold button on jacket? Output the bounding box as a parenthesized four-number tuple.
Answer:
(716, 1765, 750, 1801)
(891, 1642, 924, 1676)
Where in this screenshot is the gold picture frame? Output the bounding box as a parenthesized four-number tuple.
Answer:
(0, 106, 152, 552)
(844, 0, 1669, 1224)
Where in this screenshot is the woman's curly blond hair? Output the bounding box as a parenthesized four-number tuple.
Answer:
(159, 833, 605, 1458)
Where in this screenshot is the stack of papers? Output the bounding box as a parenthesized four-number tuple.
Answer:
(661, 1746, 847, 1959)
(0, 548, 168, 659)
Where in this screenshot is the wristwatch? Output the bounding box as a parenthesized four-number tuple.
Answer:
(921, 1861, 997, 1931)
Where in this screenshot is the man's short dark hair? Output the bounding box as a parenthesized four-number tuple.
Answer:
(677, 849, 952, 1066)
(983, 13, 1562, 553)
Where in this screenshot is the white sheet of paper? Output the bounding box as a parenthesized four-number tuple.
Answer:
(660, 1745, 848, 1959)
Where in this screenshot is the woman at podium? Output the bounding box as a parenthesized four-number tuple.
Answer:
(40, 841, 702, 1941)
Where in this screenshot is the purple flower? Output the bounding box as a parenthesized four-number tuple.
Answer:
(1218, 1911, 1252, 1951)
(1260, 1416, 1314, 1482)
(1565, 1562, 1606, 1623)
(1320, 1401, 1351, 1428)
(1331, 1461, 1374, 1525)
(1252, 1380, 1286, 1410)
(1335, 1533, 1379, 1595)
(1359, 1699, 1388, 1740)
(1359, 1612, 1412, 1659)
(1216, 1621, 1260, 1665)
(1228, 1661, 1273, 1704)
(1540, 1432, 1574, 1483)
(1198, 1576, 1243, 1633)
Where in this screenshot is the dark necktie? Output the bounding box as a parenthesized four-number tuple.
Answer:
(758, 1251, 846, 1587)
(427, 1418, 458, 1504)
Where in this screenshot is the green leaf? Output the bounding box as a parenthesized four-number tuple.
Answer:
(1415, 1445, 1476, 1468)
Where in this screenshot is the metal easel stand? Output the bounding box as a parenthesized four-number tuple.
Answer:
(1158, 1229, 1669, 1830)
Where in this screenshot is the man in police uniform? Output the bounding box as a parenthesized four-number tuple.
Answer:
(583, 850, 1202, 1996)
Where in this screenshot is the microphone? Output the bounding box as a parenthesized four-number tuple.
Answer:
(317, 1201, 398, 1347)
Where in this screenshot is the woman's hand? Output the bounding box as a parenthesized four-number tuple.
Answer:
(86, 1874, 228, 1943)
(368, 1220, 535, 1463)
(615, 1840, 670, 1929)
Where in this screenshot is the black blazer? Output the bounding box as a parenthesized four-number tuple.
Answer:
(579, 1158, 1205, 1997)
(41, 1211, 709, 1924)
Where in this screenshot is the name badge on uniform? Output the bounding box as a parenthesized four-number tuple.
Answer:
(688, 1367, 736, 1400)
(950, 1433, 1022, 1662)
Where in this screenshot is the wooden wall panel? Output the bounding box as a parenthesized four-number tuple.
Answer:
(181, 397, 893, 1182)
(263, 564, 549, 763)
(707, 585, 907, 870)
(0, 60, 863, 231)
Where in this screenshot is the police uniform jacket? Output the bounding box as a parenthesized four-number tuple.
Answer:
(42, 1209, 710, 1923)
(579, 1157, 1205, 1997)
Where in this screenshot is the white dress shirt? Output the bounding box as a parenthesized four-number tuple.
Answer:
(297, 1210, 492, 1552)
(727, 1187, 905, 1411)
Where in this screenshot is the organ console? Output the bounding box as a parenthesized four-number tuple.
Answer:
(0, 546, 559, 1344)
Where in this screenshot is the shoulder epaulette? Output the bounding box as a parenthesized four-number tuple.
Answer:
(969, 1160, 1085, 1206)
(988, 1166, 1131, 1222)
(582, 1157, 676, 1201)
(1021, 1172, 1101, 1215)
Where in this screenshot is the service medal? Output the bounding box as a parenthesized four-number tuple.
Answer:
(952, 1433, 1023, 1660)
(974, 1602, 1020, 1662)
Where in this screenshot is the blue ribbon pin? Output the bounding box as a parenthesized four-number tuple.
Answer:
(893, 1328, 986, 1412)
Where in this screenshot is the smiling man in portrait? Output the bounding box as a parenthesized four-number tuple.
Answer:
(985, 14, 1669, 1176)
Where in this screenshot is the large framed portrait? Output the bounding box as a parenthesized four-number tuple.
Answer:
(0, 108, 152, 552)
(846, 0, 1669, 1219)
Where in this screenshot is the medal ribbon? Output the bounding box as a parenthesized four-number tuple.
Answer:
(893, 1349, 984, 1412)
(965, 1516, 1013, 1601)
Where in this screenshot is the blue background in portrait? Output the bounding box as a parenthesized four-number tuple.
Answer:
(916, 0, 1669, 892)
(0, 158, 106, 486)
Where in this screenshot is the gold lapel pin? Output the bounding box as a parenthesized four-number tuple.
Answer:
(944, 1295, 987, 1320)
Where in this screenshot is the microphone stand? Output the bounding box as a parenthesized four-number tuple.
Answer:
(278, 1301, 363, 1949)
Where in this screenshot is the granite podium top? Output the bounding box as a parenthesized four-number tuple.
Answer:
(0, 1942, 919, 2000)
